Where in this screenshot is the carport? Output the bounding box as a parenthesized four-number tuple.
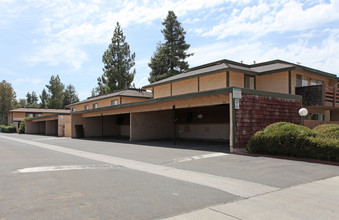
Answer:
(72, 113, 130, 138)
(25, 114, 71, 137)
(130, 105, 230, 142)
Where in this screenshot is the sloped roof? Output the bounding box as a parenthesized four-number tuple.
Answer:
(67, 88, 152, 107)
(143, 59, 338, 88)
(9, 108, 70, 114)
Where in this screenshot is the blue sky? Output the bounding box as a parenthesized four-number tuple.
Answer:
(1, 0, 339, 101)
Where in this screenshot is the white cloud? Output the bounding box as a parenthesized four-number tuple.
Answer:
(189, 28, 339, 76)
(204, 0, 339, 39)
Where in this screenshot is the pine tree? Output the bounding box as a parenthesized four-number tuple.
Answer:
(63, 84, 79, 107)
(46, 75, 65, 109)
(148, 11, 193, 83)
(39, 89, 49, 108)
(26, 91, 38, 107)
(96, 22, 136, 94)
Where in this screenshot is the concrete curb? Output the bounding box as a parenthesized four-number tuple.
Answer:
(234, 152, 339, 166)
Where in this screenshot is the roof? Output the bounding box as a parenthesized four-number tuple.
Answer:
(143, 59, 339, 88)
(9, 108, 70, 114)
(66, 88, 153, 107)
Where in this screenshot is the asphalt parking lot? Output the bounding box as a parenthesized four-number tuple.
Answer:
(1, 133, 338, 219)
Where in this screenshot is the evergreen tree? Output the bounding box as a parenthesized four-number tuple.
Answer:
(26, 91, 38, 107)
(0, 80, 16, 125)
(46, 75, 65, 109)
(63, 84, 79, 107)
(148, 43, 168, 83)
(96, 22, 136, 94)
(39, 89, 48, 108)
(148, 11, 193, 83)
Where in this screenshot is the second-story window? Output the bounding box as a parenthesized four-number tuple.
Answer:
(296, 74, 308, 87)
(111, 100, 118, 106)
(310, 78, 324, 86)
(72, 107, 76, 112)
(84, 105, 89, 110)
(244, 75, 255, 89)
(93, 103, 98, 109)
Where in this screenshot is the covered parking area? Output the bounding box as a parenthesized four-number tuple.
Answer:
(71, 90, 232, 145)
(25, 114, 71, 137)
(71, 113, 130, 138)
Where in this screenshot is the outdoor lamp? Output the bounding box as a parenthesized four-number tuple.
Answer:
(298, 108, 308, 117)
(299, 108, 308, 125)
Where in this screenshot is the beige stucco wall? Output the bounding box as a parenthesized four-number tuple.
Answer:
(130, 110, 173, 141)
(177, 124, 229, 140)
(229, 71, 244, 88)
(154, 84, 171, 99)
(256, 71, 289, 94)
(199, 72, 227, 92)
(58, 115, 71, 137)
(172, 78, 198, 96)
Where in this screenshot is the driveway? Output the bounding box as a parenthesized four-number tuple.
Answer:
(0, 133, 338, 219)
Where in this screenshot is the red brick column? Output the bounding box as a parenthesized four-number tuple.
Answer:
(235, 94, 301, 148)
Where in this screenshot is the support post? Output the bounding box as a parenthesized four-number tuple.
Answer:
(101, 114, 103, 137)
(173, 105, 176, 145)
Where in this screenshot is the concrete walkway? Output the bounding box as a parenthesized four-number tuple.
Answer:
(163, 176, 339, 220)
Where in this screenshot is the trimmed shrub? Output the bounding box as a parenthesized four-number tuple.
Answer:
(18, 118, 26, 134)
(0, 125, 17, 133)
(246, 122, 339, 162)
(313, 124, 339, 140)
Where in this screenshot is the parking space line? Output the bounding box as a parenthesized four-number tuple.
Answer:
(1, 135, 279, 198)
(13, 164, 122, 173)
(162, 152, 229, 165)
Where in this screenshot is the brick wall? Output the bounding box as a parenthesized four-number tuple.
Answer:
(235, 94, 301, 148)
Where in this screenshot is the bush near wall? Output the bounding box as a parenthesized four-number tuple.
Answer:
(18, 118, 26, 134)
(313, 124, 339, 140)
(246, 122, 339, 162)
(0, 125, 17, 133)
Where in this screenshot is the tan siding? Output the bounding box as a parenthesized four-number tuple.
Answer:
(154, 84, 171, 99)
(12, 112, 25, 121)
(229, 71, 244, 88)
(172, 78, 198, 96)
(121, 97, 149, 104)
(199, 72, 227, 92)
(71, 96, 147, 110)
(82, 93, 230, 118)
(256, 72, 289, 94)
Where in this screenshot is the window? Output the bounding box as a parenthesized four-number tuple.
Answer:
(311, 113, 325, 121)
(26, 113, 33, 117)
(111, 100, 118, 106)
(244, 75, 255, 89)
(93, 103, 98, 109)
(35, 113, 42, 117)
(84, 105, 89, 110)
(310, 78, 324, 86)
(72, 107, 76, 112)
(296, 74, 309, 87)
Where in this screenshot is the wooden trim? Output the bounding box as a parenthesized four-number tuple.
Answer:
(289, 70, 292, 93)
(170, 83, 173, 96)
(197, 77, 200, 92)
(120, 97, 122, 104)
(226, 71, 230, 87)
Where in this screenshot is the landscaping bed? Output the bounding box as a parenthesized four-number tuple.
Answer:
(246, 122, 339, 162)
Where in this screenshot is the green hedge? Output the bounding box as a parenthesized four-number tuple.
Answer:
(246, 122, 339, 162)
(0, 125, 17, 133)
(18, 118, 26, 134)
(313, 124, 339, 140)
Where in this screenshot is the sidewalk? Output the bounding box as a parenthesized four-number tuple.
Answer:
(163, 176, 339, 220)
